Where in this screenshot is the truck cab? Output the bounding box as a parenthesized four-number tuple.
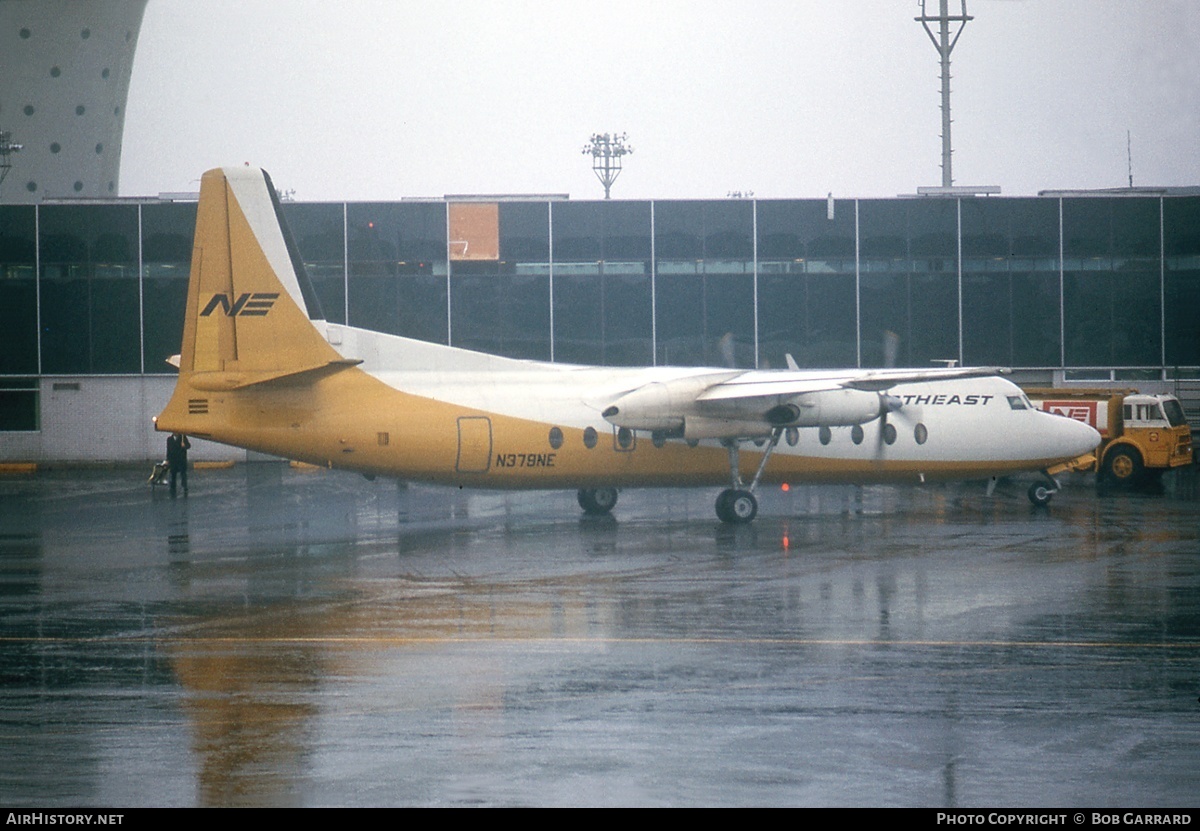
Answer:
(1113, 394, 1193, 481)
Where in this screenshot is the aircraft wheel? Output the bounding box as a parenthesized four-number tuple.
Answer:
(577, 487, 618, 515)
(1027, 481, 1054, 507)
(716, 488, 757, 524)
(1103, 446, 1144, 485)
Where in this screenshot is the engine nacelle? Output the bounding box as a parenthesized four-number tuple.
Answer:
(603, 376, 732, 432)
(790, 388, 892, 427)
(683, 416, 774, 440)
(603, 379, 901, 435)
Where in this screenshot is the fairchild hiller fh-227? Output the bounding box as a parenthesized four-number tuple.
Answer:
(154, 167, 1100, 523)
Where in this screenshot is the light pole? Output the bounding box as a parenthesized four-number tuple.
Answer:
(916, 0, 972, 188)
(582, 132, 633, 199)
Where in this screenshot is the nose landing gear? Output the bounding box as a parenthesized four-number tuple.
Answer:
(1027, 470, 1060, 507)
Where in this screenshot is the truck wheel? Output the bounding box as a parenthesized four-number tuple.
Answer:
(1103, 446, 1144, 485)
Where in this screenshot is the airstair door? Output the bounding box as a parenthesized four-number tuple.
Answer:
(456, 416, 492, 473)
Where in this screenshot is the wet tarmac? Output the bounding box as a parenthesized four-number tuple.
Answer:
(1, 464, 1198, 807)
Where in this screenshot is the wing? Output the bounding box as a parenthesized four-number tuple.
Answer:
(695, 365, 1008, 401)
(603, 365, 1009, 440)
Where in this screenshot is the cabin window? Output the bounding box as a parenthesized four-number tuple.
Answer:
(583, 426, 598, 449)
(817, 426, 830, 446)
(851, 425, 864, 445)
(914, 423, 928, 445)
(615, 426, 635, 451)
(548, 426, 563, 449)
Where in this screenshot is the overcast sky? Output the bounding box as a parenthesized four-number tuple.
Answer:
(119, 0, 1200, 201)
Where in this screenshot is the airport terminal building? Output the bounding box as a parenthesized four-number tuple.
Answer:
(2, 1, 1196, 465)
(1, 189, 1199, 463)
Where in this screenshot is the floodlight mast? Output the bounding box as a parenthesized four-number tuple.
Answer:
(916, 0, 972, 188)
(582, 132, 633, 199)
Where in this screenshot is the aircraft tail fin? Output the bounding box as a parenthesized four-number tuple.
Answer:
(177, 166, 341, 378)
(156, 167, 353, 434)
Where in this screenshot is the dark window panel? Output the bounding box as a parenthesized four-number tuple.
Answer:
(552, 201, 652, 262)
(0, 206, 39, 374)
(141, 203, 196, 373)
(1064, 198, 1160, 258)
(349, 265, 446, 343)
(860, 265, 958, 367)
(655, 268, 754, 368)
(1009, 271, 1062, 367)
(0, 378, 39, 431)
(550, 202, 653, 365)
(961, 198, 1059, 258)
(347, 202, 446, 265)
(450, 265, 550, 360)
(859, 202, 959, 367)
(282, 203, 345, 262)
(347, 202, 447, 339)
(500, 202, 549, 262)
(552, 266, 652, 367)
(654, 201, 755, 367)
(1165, 260, 1200, 366)
(758, 266, 856, 369)
(756, 199, 855, 260)
(962, 263, 1060, 367)
(281, 203, 347, 324)
(1165, 196, 1200, 257)
(655, 200, 752, 261)
(39, 205, 140, 374)
(1064, 264, 1161, 366)
(141, 202, 195, 262)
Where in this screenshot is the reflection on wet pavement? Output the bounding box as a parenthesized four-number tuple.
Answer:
(1, 465, 1198, 806)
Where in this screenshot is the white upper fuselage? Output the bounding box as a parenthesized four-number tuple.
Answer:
(318, 319, 1100, 478)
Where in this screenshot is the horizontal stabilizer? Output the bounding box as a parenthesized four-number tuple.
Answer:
(188, 358, 363, 391)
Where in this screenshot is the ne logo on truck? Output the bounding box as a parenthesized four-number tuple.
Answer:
(200, 293, 279, 317)
(1042, 400, 1098, 425)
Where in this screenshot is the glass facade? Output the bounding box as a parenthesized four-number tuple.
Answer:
(38, 204, 141, 374)
(551, 200, 653, 366)
(756, 199, 856, 369)
(1, 192, 1195, 431)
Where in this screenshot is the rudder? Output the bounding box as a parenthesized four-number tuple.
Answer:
(156, 167, 352, 436)
(179, 166, 340, 377)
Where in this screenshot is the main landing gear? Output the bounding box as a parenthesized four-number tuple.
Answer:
(577, 486, 619, 516)
(716, 428, 784, 524)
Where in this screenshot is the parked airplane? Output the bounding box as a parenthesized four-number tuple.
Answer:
(154, 167, 1100, 523)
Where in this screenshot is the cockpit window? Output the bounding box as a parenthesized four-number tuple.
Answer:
(1007, 395, 1028, 410)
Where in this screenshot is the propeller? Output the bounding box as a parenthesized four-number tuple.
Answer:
(718, 332, 737, 368)
(876, 392, 903, 452)
(882, 330, 900, 369)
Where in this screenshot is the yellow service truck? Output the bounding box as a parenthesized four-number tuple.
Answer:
(1024, 388, 1194, 485)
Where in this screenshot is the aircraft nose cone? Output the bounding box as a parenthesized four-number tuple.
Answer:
(1062, 416, 1102, 458)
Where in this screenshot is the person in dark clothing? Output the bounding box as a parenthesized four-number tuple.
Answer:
(166, 433, 191, 497)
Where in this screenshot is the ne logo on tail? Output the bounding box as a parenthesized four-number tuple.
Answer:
(200, 292, 280, 317)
